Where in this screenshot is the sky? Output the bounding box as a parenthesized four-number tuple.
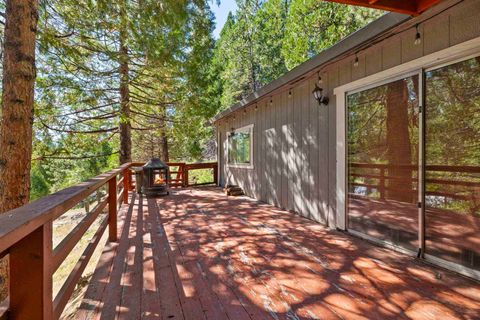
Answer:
(211, 0, 238, 39)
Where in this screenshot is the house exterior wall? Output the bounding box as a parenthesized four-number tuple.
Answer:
(215, 0, 480, 228)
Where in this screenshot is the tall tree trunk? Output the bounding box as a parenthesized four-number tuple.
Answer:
(160, 132, 169, 162)
(118, 21, 131, 164)
(159, 108, 169, 162)
(0, 0, 39, 301)
(386, 80, 413, 203)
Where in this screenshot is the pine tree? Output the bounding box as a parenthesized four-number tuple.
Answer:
(0, 0, 39, 301)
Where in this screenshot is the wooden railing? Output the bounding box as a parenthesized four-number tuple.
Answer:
(349, 163, 480, 201)
(0, 163, 134, 320)
(183, 162, 218, 187)
(130, 162, 218, 188)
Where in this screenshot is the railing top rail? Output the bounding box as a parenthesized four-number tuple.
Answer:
(0, 162, 132, 254)
(185, 162, 218, 169)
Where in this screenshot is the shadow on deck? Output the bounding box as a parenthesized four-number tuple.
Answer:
(78, 187, 480, 320)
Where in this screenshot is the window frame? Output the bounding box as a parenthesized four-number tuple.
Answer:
(227, 124, 254, 169)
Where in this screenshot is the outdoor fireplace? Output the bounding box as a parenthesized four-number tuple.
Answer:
(142, 158, 169, 196)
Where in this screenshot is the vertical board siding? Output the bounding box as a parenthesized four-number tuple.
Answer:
(365, 46, 383, 76)
(301, 81, 313, 217)
(265, 99, 273, 204)
(449, 0, 480, 45)
(424, 12, 450, 55)
(260, 100, 267, 202)
(274, 95, 281, 207)
(280, 92, 288, 210)
(309, 77, 319, 221)
(327, 67, 339, 228)
(215, 0, 480, 228)
(382, 37, 402, 70)
(287, 90, 294, 212)
(317, 76, 329, 224)
(293, 85, 302, 215)
(253, 105, 260, 199)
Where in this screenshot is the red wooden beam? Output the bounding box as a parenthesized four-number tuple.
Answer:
(323, 0, 442, 15)
(416, 0, 443, 13)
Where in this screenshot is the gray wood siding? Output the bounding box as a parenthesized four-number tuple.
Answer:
(216, 0, 480, 227)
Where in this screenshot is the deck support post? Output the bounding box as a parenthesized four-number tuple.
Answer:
(9, 222, 53, 320)
(123, 169, 130, 204)
(108, 177, 118, 242)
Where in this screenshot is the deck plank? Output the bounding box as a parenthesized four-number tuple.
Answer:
(80, 188, 480, 320)
(156, 199, 208, 320)
(117, 194, 143, 320)
(97, 194, 136, 320)
(146, 197, 185, 320)
(141, 195, 162, 319)
(77, 194, 133, 320)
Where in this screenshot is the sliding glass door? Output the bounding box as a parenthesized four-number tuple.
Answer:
(424, 56, 480, 270)
(347, 74, 420, 251)
(346, 55, 480, 273)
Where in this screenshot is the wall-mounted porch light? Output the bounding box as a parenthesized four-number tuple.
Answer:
(312, 84, 329, 106)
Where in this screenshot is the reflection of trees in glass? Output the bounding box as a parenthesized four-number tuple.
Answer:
(426, 57, 480, 215)
(348, 76, 418, 203)
(228, 132, 251, 164)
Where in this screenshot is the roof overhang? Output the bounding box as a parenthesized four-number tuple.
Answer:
(323, 0, 443, 16)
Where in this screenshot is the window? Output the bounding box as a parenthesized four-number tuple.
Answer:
(227, 124, 253, 168)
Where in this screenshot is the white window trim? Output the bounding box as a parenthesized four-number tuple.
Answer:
(227, 124, 254, 169)
(333, 36, 480, 231)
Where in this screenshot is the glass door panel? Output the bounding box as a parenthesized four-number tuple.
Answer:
(425, 56, 480, 270)
(347, 75, 420, 251)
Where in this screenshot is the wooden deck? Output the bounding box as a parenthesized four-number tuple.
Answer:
(78, 187, 480, 320)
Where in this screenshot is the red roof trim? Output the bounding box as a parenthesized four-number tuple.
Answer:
(323, 0, 443, 15)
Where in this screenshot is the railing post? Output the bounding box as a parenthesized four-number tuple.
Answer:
(123, 169, 129, 204)
(213, 163, 218, 186)
(128, 168, 134, 191)
(183, 165, 189, 187)
(108, 177, 118, 242)
(379, 167, 385, 200)
(10, 222, 53, 320)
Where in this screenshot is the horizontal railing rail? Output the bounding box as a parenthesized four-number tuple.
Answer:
(0, 162, 134, 320)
